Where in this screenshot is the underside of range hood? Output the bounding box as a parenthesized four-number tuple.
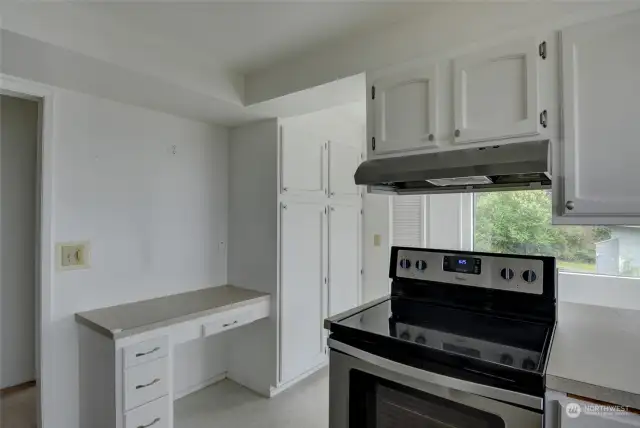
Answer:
(354, 140, 551, 195)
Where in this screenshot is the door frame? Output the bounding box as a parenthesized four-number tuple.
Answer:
(1, 73, 55, 428)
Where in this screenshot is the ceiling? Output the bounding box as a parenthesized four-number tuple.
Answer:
(1, 2, 431, 75)
(0, 2, 430, 124)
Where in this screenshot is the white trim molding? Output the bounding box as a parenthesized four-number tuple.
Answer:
(0, 73, 55, 428)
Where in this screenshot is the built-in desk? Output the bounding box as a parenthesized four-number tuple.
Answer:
(75, 285, 270, 428)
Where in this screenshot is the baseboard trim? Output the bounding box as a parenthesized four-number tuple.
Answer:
(1, 380, 36, 396)
(269, 361, 328, 398)
(173, 372, 227, 401)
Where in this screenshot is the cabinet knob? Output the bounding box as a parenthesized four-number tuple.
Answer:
(283, 187, 288, 192)
(428, 134, 435, 142)
(565, 201, 575, 211)
(330, 192, 335, 196)
(454, 129, 461, 138)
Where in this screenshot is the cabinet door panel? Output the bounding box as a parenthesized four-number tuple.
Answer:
(279, 202, 327, 383)
(454, 38, 540, 144)
(371, 62, 438, 154)
(328, 204, 360, 316)
(329, 142, 360, 198)
(280, 123, 326, 196)
(560, 11, 640, 218)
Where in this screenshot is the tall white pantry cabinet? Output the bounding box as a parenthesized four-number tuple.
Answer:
(226, 106, 364, 396)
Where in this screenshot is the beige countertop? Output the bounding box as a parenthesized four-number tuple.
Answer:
(547, 301, 640, 409)
(75, 285, 270, 340)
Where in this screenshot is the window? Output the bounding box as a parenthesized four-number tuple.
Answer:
(473, 190, 640, 278)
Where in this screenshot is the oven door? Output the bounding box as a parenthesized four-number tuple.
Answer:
(329, 340, 544, 428)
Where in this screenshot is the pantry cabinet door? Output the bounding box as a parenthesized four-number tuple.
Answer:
(453, 38, 542, 145)
(370, 61, 439, 155)
(329, 141, 361, 199)
(280, 123, 327, 197)
(328, 204, 361, 316)
(279, 202, 327, 384)
(558, 10, 640, 220)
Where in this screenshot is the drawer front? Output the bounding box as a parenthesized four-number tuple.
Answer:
(124, 336, 169, 368)
(202, 299, 269, 337)
(125, 395, 169, 428)
(125, 357, 169, 411)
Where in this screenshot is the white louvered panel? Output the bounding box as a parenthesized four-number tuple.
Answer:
(392, 195, 425, 247)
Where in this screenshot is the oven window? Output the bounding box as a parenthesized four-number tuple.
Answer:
(350, 370, 505, 428)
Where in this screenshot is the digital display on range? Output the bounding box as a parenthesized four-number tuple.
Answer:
(443, 255, 481, 275)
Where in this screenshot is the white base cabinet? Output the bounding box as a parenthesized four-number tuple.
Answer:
(227, 104, 364, 395)
(546, 392, 640, 428)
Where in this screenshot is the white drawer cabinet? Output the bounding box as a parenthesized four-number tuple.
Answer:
(557, 398, 640, 427)
(124, 396, 170, 428)
(555, 9, 640, 223)
(124, 336, 169, 368)
(202, 300, 270, 337)
(124, 357, 169, 411)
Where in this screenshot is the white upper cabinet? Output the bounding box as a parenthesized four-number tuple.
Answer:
(328, 204, 361, 316)
(279, 202, 327, 384)
(280, 122, 326, 197)
(369, 61, 439, 154)
(557, 10, 640, 221)
(329, 141, 361, 198)
(453, 37, 543, 145)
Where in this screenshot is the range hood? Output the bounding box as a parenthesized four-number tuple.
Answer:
(355, 140, 551, 195)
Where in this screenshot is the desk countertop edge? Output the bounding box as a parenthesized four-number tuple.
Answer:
(75, 286, 270, 341)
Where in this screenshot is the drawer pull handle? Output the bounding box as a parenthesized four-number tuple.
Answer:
(222, 320, 238, 328)
(135, 378, 161, 390)
(135, 347, 161, 358)
(138, 417, 160, 428)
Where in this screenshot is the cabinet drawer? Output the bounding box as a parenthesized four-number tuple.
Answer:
(124, 336, 169, 368)
(125, 357, 169, 411)
(125, 395, 169, 428)
(202, 300, 269, 337)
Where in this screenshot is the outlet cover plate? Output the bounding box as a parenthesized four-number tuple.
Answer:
(57, 241, 90, 270)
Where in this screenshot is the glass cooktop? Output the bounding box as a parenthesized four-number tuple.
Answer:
(336, 298, 551, 373)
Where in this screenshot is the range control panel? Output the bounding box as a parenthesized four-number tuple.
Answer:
(395, 249, 545, 295)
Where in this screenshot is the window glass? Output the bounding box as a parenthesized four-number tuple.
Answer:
(474, 190, 640, 278)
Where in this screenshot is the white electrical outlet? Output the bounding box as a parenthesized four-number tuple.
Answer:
(57, 241, 90, 270)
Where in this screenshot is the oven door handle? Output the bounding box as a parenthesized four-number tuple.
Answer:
(328, 338, 543, 411)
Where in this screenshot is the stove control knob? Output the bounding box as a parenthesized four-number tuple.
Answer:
(415, 335, 426, 345)
(415, 260, 427, 271)
(522, 270, 537, 283)
(399, 259, 412, 269)
(522, 357, 537, 370)
(400, 331, 411, 341)
(500, 268, 515, 281)
(499, 353, 514, 366)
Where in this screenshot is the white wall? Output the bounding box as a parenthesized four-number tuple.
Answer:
(363, 194, 390, 303)
(0, 95, 38, 388)
(48, 88, 229, 428)
(226, 119, 279, 395)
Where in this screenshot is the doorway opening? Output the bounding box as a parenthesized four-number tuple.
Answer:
(0, 91, 43, 428)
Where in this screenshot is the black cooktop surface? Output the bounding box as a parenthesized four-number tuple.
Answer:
(330, 296, 555, 397)
(337, 297, 550, 373)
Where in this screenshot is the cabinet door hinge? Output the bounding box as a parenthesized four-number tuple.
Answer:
(371, 86, 376, 100)
(372, 137, 376, 151)
(540, 110, 548, 128)
(360, 209, 364, 215)
(539, 41, 547, 59)
(360, 269, 364, 275)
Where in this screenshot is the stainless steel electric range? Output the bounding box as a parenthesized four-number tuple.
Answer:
(325, 246, 557, 428)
